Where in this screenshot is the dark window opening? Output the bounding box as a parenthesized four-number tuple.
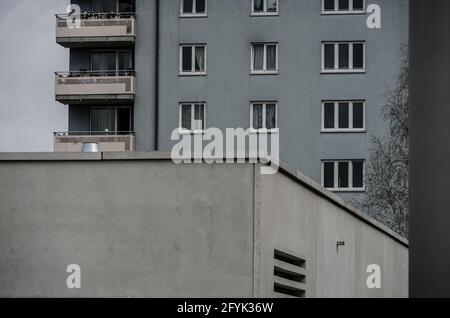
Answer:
(324, 44, 335, 69)
(324, 162, 335, 188)
(339, 103, 350, 128)
(352, 161, 364, 188)
(254, 0, 264, 12)
(339, 0, 350, 10)
(118, 0, 135, 13)
(338, 162, 349, 188)
(182, 47, 192, 72)
(324, 0, 335, 11)
(196, 0, 206, 13)
(324, 103, 335, 129)
(182, 0, 194, 13)
(353, 43, 364, 69)
(353, 0, 364, 10)
(339, 44, 349, 69)
(181, 105, 192, 130)
(353, 102, 364, 129)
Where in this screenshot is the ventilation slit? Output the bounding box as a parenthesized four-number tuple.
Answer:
(273, 250, 306, 298)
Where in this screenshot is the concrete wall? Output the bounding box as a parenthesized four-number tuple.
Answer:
(0, 153, 408, 297)
(0, 156, 254, 297)
(258, 166, 408, 298)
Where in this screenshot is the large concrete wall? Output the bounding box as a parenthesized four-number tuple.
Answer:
(258, 166, 408, 298)
(0, 153, 407, 297)
(0, 155, 255, 297)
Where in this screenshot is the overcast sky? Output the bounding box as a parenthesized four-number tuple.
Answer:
(0, 0, 69, 152)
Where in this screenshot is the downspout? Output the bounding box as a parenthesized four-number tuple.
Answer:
(154, 0, 160, 151)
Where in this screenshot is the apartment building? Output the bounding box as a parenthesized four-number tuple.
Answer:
(53, 0, 409, 202)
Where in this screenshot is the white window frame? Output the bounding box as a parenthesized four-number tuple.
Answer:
(179, 103, 206, 134)
(179, 44, 207, 76)
(250, 102, 279, 133)
(251, 43, 279, 74)
(251, 0, 279, 16)
(321, 101, 366, 133)
(321, 42, 366, 73)
(180, 0, 208, 17)
(321, 160, 365, 192)
(321, 0, 366, 15)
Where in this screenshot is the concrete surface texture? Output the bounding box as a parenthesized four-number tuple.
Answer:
(0, 153, 407, 297)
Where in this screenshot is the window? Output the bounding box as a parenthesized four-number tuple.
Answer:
(322, 0, 365, 14)
(251, 43, 278, 74)
(180, 45, 206, 75)
(90, 107, 132, 133)
(322, 101, 365, 132)
(322, 160, 365, 191)
(322, 42, 365, 73)
(251, 102, 278, 132)
(179, 103, 206, 133)
(91, 50, 133, 74)
(251, 0, 278, 15)
(180, 0, 207, 16)
(92, 0, 135, 13)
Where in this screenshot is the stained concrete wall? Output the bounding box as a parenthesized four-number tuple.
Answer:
(0, 155, 254, 297)
(0, 153, 407, 297)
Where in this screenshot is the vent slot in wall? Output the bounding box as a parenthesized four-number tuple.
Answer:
(274, 249, 306, 298)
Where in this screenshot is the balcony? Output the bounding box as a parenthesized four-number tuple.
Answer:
(55, 12, 136, 48)
(54, 132, 136, 152)
(55, 71, 135, 104)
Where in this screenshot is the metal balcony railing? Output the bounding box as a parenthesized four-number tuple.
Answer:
(55, 12, 136, 20)
(55, 70, 135, 78)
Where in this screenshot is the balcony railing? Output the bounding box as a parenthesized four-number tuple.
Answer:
(54, 131, 136, 152)
(55, 70, 135, 104)
(55, 12, 136, 47)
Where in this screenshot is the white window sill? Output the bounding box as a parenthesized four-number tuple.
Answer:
(179, 72, 207, 77)
(178, 129, 205, 135)
(250, 71, 279, 75)
(321, 69, 366, 74)
(321, 129, 366, 133)
(250, 12, 279, 17)
(249, 128, 279, 134)
(321, 10, 366, 16)
(179, 13, 208, 18)
(326, 188, 366, 193)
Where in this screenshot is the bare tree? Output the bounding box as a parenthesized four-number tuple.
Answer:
(354, 46, 409, 238)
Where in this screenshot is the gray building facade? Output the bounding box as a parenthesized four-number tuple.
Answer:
(54, 0, 409, 202)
